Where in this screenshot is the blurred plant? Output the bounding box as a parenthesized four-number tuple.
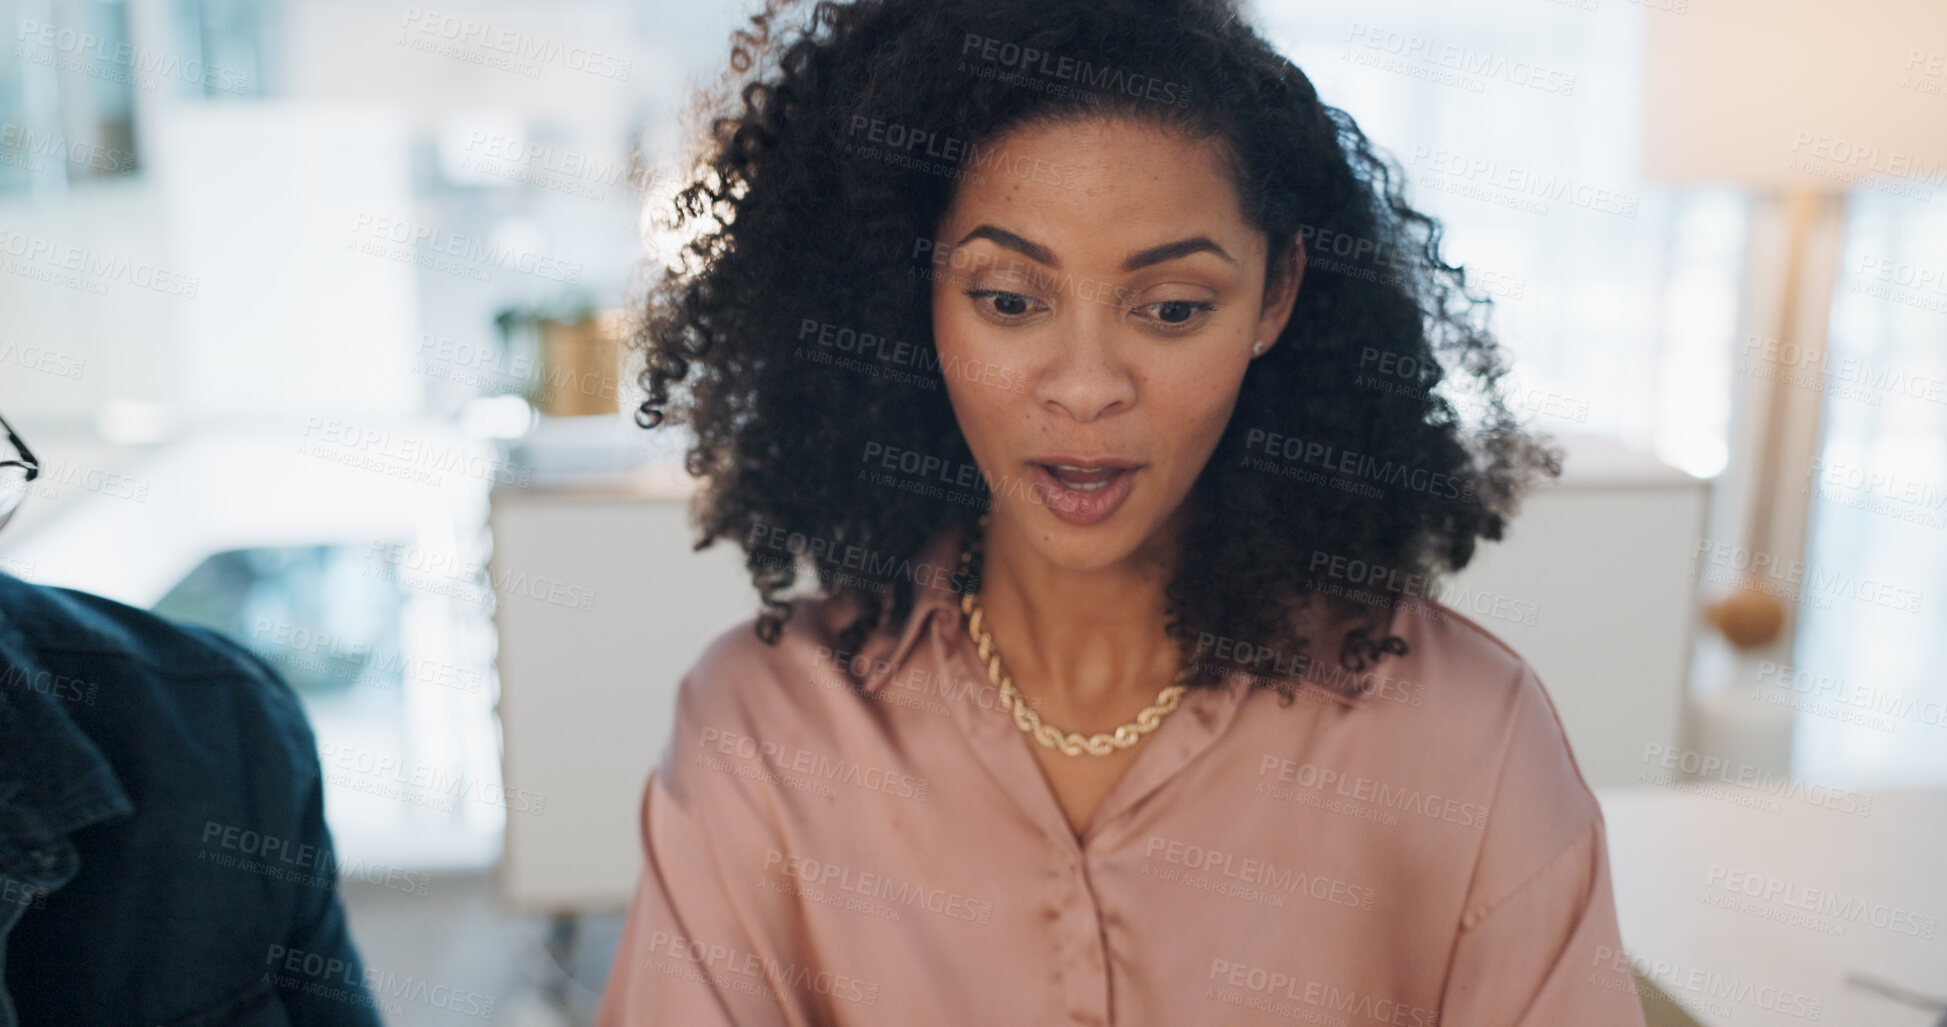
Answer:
(493, 291, 619, 417)
(492, 290, 602, 347)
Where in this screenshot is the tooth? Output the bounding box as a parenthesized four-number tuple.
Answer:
(1048, 464, 1120, 492)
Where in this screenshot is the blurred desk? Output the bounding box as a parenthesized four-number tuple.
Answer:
(1599, 785, 1947, 1027)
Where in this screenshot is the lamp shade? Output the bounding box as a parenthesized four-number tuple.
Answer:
(1643, 0, 1947, 190)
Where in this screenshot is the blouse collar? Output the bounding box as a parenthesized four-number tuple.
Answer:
(852, 522, 970, 695)
(846, 522, 1394, 709)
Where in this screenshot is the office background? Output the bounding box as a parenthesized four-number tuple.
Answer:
(2, 0, 1942, 1024)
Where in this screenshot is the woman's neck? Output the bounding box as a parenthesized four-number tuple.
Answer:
(972, 515, 1186, 712)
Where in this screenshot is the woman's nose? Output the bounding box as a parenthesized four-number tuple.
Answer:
(1032, 310, 1138, 422)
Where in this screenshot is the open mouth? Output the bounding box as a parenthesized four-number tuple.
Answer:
(1026, 460, 1141, 526)
(1039, 464, 1128, 492)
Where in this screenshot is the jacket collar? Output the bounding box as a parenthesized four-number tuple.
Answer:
(0, 578, 134, 886)
(848, 525, 1394, 708)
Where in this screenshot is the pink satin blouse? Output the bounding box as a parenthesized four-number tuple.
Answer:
(595, 523, 1648, 1026)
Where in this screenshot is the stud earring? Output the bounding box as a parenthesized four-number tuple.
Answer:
(1251, 339, 1265, 357)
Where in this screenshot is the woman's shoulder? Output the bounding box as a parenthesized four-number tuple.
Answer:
(654, 591, 934, 814)
(1373, 593, 1554, 721)
(1291, 591, 1532, 724)
(1272, 594, 1600, 833)
(1369, 595, 1617, 930)
(1388, 593, 1603, 830)
(669, 590, 896, 736)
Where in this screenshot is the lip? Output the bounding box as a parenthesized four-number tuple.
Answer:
(1025, 456, 1144, 527)
(1028, 455, 1143, 470)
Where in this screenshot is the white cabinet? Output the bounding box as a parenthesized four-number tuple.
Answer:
(490, 481, 751, 913)
(1446, 434, 1708, 789)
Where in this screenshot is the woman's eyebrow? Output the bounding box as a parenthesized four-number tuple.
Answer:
(957, 225, 1057, 266)
(954, 224, 1236, 272)
(1124, 236, 1236, 271)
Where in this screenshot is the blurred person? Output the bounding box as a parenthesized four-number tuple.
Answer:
(598, 0, 1645, 1024)
(0, 411, 383, 1027)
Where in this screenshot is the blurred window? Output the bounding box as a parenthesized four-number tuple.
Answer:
(1792, 189, 1947, 786)
(1262, 0, 1748, 475)
(1, 0, 141, 194)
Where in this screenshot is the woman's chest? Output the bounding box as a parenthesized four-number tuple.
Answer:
(1027, 739, 1144, 837)
(781, 788, 1459, 1027)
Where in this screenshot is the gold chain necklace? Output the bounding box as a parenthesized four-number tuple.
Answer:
(956, 519, 1196, 757)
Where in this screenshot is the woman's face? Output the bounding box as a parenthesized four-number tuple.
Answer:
(930, 115, 1301, 574)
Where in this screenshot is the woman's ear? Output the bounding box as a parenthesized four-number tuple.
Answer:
(1254, 234, 1305, 353)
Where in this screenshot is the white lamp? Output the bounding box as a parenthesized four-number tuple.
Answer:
(1642, 0, 1947, 772)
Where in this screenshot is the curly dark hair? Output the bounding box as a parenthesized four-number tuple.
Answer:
(632, 0, 1560, 700)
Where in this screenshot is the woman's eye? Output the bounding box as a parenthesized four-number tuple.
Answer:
(1140, 300, 1217, 327)
(966, 289, 1041, 319)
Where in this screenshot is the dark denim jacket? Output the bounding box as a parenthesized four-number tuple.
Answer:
(0, 572, 383, 1026)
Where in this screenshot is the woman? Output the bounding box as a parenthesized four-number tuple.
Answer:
(599, 0, 1646, 1023)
